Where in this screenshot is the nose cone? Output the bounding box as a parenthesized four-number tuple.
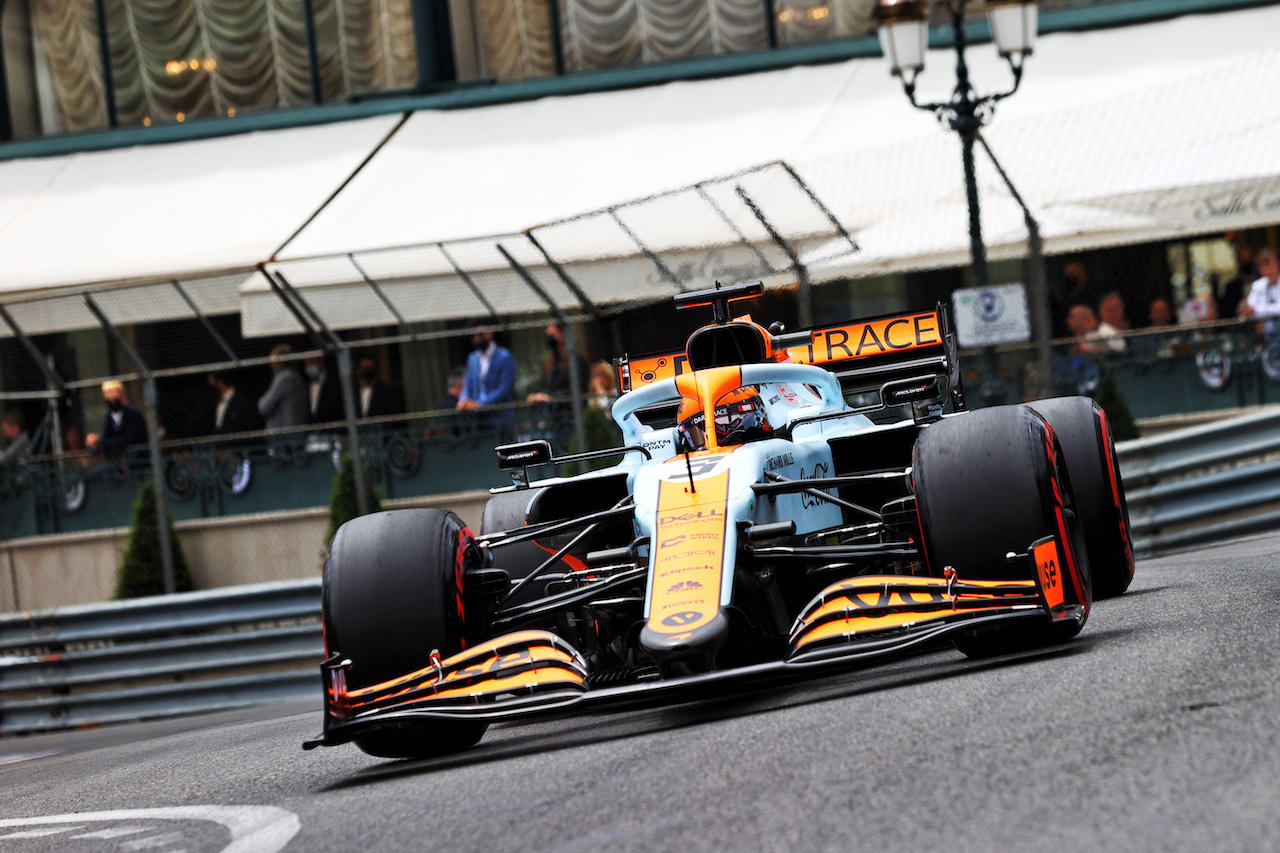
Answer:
(640, 609, 730, 676)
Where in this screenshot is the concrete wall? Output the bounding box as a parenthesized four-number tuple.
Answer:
(0, 490, 490, 613)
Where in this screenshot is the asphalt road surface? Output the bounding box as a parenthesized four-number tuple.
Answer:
(3, 534, 1280, 852)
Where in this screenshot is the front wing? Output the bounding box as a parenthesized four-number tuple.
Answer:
(305, 536, 1082, 749)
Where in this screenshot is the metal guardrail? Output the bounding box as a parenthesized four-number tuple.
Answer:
(0, 579, 322, 735)
(1118, 407, 1280, 555)
(3, 409, 1276, 734)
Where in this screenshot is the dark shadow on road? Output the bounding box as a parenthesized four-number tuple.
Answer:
(1103, 585, 1170, 600)
(318, 641, 1091, 792)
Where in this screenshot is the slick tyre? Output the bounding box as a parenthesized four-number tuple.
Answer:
(323, 509, 487, 758)
(481, 490, 531, 536)
(912, 406, 1091, 658)
(1030, 396, 1135, 599)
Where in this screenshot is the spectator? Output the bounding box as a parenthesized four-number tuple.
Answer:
(356, 353, 403, 418)
(1067, 304, 1124, 353)
(62, 425, 96, 469)
(85, 381, 148, 472)
(527, 322, 588, 404)
(1055, 260, 1098, 337)
(1239, 247, 1280, 322)
(1180, 291, 1217, 324)
(208, 372, 261, 435)
(1217, 246, 1256, 321)
(257, 344, 309, 431)
(0, 410, 32, 484)
(305, 356, 344, 425)
(1147, 298, 1174, 327)
(1098, 291, 1131, 332)
(441, 366, 466, 410)
(457, 328, 517, 435)
(1066, 304, 1095, 339)
(588, 361, 619, 416)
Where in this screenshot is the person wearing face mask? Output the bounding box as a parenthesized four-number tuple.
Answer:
(527, 322, 587, 405)
(457, 327, 517, 436)
(85, 380, 149, 473)
(208, 371, 262, 436)
(304, 356, 343, 425)
(355, 352, 403, 419)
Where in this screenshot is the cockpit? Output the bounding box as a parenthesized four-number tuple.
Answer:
(676, 383, 777, 451)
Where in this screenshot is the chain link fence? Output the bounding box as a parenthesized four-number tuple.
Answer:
(0, 161, 859, 611)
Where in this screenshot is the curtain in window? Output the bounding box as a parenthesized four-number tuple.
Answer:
(472, 0, 556, 81)
(560, 0, 767, 71)
(29, 0, 417, 131)
(471, 0, 771, 82)
(775, 0, 875, 46)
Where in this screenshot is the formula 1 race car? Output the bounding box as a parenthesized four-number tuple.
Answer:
(305, 281, 1134, 759)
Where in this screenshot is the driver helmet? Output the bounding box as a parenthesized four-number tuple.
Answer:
(713, 385, 773, 446)
(676, 395, 707, 451)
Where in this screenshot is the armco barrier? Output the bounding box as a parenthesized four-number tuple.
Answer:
(4, 410, 1278, 734)
(0, 579, 322, 735)
(1117, 406, 1280, 556)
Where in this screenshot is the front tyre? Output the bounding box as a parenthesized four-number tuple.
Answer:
(1031, 396, 1134, 599)
(912, 406, 1091, 657)
(323, 509, 488, 758)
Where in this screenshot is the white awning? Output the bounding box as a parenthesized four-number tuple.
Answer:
(0, 115, 401, 295)
(276, 66, 854, 258)
(280, 4, 1280, 281)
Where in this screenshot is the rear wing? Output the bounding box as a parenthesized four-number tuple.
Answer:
(615, 304, 962, 409)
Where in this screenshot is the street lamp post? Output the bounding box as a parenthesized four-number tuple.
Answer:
(874, 0, 1038, 405)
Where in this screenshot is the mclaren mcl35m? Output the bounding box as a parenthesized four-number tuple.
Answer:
(306, 281, 1134, 759)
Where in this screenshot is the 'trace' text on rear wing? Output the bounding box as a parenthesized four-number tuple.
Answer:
(616, 307, 959, 403)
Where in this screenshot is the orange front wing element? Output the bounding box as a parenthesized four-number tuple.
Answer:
(336, 630, 588, 719)
(788, 574, 1049, 658)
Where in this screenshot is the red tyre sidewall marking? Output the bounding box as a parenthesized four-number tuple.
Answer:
(454, 527, 473, 650)
(1044, 422, 1090, 615)
(1096, 408, 1135, 576)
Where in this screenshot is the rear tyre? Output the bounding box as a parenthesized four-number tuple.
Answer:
(912, 406, 1091, 658)
(1030, 396, 1134, 599)
(481, 490, 531, 535)
(324, 509, 488, 758)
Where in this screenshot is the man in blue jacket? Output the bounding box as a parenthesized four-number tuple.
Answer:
(456, 328, 518, 437)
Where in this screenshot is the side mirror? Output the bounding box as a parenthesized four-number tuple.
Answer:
(495, 440, 552, 488)
(880, 375, 942, 407)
